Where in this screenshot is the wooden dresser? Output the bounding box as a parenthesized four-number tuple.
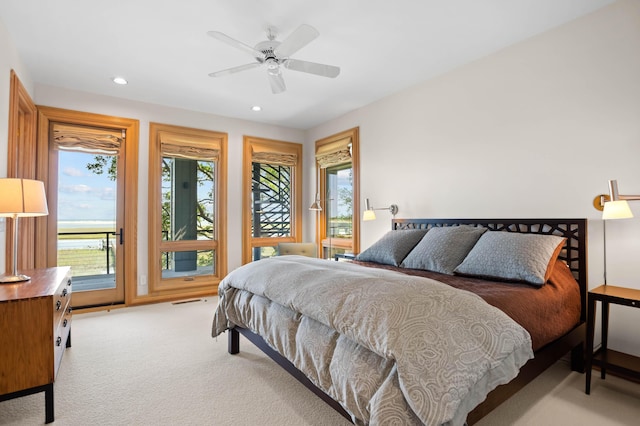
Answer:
(0, 266, 72, 424)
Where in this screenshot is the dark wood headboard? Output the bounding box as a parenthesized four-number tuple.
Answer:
(392, 218, 588, 322)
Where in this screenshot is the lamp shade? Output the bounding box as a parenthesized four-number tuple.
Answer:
(602, 200, 633, 220)
(362, 209, 376, 221)
(309, 201, 322, 211)
(0, 178, 49, 217)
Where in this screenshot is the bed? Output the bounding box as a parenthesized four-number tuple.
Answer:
(212, 218, 587, 425)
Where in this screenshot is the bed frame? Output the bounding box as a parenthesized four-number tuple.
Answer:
(227, 218, 588, 424)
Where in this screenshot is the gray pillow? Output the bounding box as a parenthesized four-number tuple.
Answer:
(454, 231, 566, 286)
(400, 225, 487, 274)
(356, 229, 428, 266)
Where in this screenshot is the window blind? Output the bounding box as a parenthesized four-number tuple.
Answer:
(316, 136, 351, 168)
(159, 131, 220, 161)
(251, 143, 298, 166)
(52, 123, 123, 155)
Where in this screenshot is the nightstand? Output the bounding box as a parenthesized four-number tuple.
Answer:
(334, 253, 356, 262)
(0, 267, 72, 423)
(585, 284, 640, 394)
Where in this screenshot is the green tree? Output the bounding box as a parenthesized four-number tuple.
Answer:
(86, 155, 117, 181)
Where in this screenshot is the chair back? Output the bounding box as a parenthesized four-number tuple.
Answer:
(277, 242, 317, 257)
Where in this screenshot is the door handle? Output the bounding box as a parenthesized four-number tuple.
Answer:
(114, 228, 124, 245)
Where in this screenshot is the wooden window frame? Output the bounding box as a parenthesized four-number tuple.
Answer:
(147, 123, 227, 299)
(315, 127, 360, 258)
(242, 136, 303, 264)
(6, 70, 39, 270)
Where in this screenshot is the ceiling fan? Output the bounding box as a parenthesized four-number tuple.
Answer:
(207, 24, 340, 94)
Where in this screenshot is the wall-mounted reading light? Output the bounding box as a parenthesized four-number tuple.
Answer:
(593, 179, 640, 219)
(363, 198, 398, 221)
(309, 197, 334, 258)
(309, 195, 334, 211)
(309, 193, 323, 211)
(593, 179, 639, 284)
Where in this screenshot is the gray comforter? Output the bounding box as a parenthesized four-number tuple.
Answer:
(212, 256, 533, 425)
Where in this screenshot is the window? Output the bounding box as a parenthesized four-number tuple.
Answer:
(242, 136, 302, 264)
(148, 123, 227, 295)
(315, 128, 360, 259)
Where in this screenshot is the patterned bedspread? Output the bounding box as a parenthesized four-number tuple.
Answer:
(212, 256, 533, 425)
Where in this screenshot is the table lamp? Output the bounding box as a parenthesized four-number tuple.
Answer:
(0, 178, 49, 283)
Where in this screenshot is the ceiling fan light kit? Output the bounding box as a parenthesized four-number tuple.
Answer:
(207, 24, 340, 94)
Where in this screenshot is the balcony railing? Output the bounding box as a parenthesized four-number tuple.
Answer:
(57, 231, 117, 292)
(57, 231, 118, 275)
(57, 230, 178, 292)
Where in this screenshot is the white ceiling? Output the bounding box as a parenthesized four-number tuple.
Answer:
(0, 0, 613, 130)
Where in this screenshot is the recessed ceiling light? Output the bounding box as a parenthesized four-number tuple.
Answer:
(112, 77, 128, 85)
(251, 105, 262, 112)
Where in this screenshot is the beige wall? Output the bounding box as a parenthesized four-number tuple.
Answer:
(2, 1, 640, 354)
(307, 0, 640, 355)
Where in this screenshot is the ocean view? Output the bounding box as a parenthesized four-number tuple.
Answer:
(59, 220, 116, 231)
(58, 221, 117, 250)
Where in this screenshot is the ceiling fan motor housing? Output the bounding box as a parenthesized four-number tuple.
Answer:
(255, 40, 282, 60)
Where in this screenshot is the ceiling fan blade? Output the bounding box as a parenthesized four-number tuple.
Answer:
(268, 71, 286, 94)
(284, 59, 340, 78)
(208, 62, 261, 77)
(207, 31, 263, 58)
(273, 24, 319, 58)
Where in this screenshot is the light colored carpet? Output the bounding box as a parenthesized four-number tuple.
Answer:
(1, 298, 639, 425)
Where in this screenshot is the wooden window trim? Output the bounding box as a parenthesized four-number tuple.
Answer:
(242, 136, 303, 264)
(6, 70, 39, 271)
(148, 123, 227, 299)
(315, 127, 360, 257)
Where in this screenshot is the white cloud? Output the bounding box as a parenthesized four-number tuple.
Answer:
(100, 188, 116, 200)
(63, 167, 85, 177)
(59, 184, 92, 194)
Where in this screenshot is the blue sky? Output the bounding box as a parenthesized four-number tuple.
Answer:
(57, 151, 116, 222)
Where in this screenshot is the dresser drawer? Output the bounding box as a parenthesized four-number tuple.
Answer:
(52, 273, 72, 377)
(54, 306, 71, 376)
(53, 274, 72, 330)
